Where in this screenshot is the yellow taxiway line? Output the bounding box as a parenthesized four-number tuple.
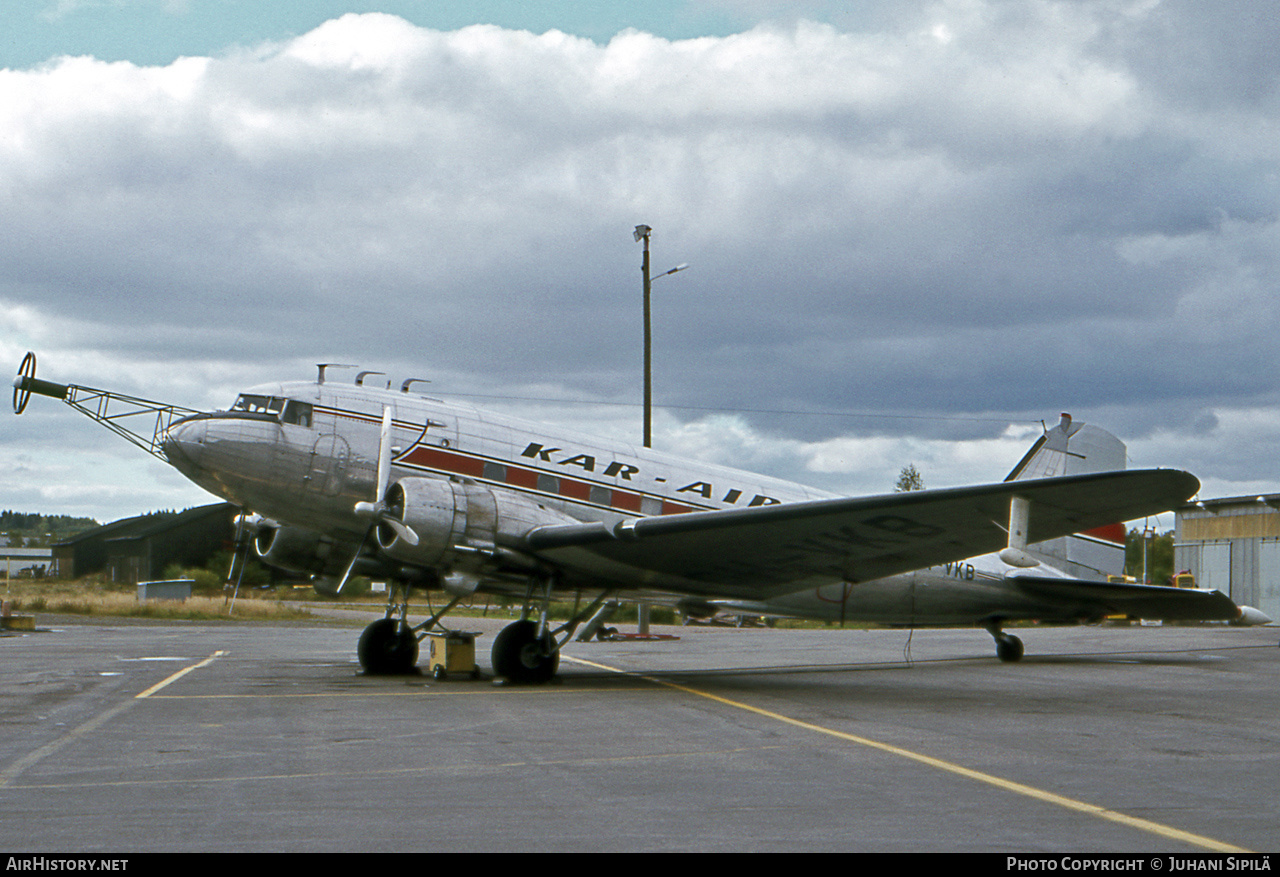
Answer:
(135, 650, 227, 699)
(1, 650, 227, 789)
(562, 654, 1252, 854)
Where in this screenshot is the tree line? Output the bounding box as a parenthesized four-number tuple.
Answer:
(1, 511, 101, 547)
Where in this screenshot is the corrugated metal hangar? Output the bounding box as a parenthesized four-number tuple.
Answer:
(1, 547, 52, 578)
(52, 503, 235, 584)
(1176, 495, 1280, 623)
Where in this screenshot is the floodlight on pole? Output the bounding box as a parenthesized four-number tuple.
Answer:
(633, 223, 685, 638)
(634, 226, 687, 450)
(636, 225, 653, 449)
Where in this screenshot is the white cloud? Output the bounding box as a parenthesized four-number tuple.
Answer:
(38, 0, 190, 23)
(3, 6, 1280, 519)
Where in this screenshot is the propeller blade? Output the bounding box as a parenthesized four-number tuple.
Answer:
(333, 537, 365, 595)
(375, 406, 392, 505)
(380, 515, 419, 547)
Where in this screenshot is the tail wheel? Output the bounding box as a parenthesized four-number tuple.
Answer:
(996, 634, 1024, 663)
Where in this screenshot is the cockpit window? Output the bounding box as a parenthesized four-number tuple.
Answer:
(228, 394, 312, 426)
(231, 394, 285, 416)
(282, 401, 313, 427)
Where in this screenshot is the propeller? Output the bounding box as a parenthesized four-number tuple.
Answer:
(354, 407, 419, 546)
(333, 407, 418, 594)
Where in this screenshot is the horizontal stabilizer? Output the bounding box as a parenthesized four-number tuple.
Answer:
(1009, 576, 1244, 622)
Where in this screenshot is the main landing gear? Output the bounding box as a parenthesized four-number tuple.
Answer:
(358, 618, 419, 675)
(357, 580, 460, 676)
(986, 622, 1025, 662)
(488, 577, 613, 684)
(356, 574, 613, 684)
(491, 619, 559, 684)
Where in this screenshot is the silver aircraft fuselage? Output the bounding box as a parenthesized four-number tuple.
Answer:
(163, 378, 851, 601)
(164, 379, 830, 550)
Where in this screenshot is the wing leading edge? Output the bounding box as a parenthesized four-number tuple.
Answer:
(521, 469, 1200, 599)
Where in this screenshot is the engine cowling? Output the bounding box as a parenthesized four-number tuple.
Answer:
(375, 476, 579, 569)
(254, 524, 338, 576)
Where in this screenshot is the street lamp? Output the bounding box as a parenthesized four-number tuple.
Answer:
(633, 225, 687, 638)
(634, 224, 687, 449)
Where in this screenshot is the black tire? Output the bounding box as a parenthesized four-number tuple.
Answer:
(996, 634, 1024, 663)
(492, 620, 559, 684)
(358, 619, 418, 674)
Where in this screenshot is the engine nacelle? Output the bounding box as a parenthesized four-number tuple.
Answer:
(254, 524, 339, 576)
(375, 476, 579, 570)
(374, 478, 464, 566)
(676, 598, 720, 621)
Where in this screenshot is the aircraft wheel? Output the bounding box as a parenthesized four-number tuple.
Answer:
(492, 620, 559, 684)
(358, 619, 418, 675)
(996, 634, 1024, 663)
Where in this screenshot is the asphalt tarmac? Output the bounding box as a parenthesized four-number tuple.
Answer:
(1, 612, 1276, 853)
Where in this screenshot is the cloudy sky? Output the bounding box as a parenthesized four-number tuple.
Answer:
(3, 0, 1279, 526)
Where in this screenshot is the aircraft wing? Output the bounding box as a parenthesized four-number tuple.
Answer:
(521, 469, 1199, 599)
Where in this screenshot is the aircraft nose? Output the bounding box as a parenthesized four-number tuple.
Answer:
(162, 417, 207, 471)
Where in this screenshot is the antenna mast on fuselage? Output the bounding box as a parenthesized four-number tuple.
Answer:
(316, 363, 358, 384)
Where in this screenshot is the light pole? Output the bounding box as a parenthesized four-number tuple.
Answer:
(636, 225, 653, 448)
(633, 224, 686, 637)
(633, 224, 687, 448)
(1142, 525, 1156, 584)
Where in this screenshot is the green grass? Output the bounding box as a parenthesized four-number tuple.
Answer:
(3, 576, 862, 627)
(3, 577, 313, 621)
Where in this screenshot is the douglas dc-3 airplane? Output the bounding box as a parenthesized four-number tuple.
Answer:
(12, 353, 1266, 681)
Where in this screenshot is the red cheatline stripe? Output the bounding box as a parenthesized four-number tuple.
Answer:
(403, 445, 484, 478)
(399, 445, 701, 514)
(312, 402, 701, 514)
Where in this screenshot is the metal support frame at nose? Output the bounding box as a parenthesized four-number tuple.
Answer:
(13, 350, 199, 462)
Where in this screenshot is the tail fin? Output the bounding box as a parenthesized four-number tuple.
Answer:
(1005, 413, 1127, 481)
(1008, 414, 1129, 580)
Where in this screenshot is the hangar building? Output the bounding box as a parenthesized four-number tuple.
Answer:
(53, 504, 235, 584)
(1, 547, 52, 578)
(1175, 495, 1280, 623)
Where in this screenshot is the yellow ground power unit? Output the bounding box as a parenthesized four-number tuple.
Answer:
(427, 631, 480, 680)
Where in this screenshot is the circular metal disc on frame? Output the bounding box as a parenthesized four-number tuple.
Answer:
(13, 351, 35, 415)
